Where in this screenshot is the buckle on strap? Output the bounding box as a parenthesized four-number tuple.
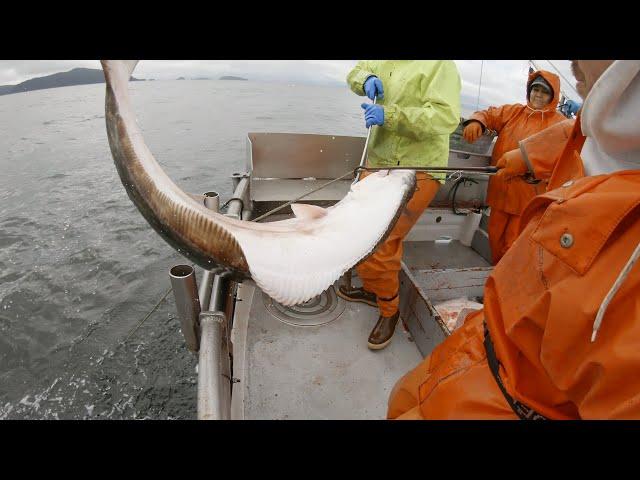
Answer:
(483, 323, 548, 420)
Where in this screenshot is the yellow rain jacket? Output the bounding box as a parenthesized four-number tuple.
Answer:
(347, 61, 461, 181)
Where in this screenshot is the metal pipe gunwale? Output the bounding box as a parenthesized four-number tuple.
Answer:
(169, 264, 201, 353)
(197, 311, 230, 420)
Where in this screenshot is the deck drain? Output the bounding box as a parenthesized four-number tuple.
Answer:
(263, 285, 346, 327)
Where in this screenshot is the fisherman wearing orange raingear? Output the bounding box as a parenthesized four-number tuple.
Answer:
(387, 60, 640, 420)
(463, 69, 566, 264)
(340, 61, 461, 350)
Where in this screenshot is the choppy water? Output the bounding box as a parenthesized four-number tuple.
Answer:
(0, 79, 372, 419)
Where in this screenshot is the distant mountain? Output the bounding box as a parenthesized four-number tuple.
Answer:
(219, 76, 248, 81)
(0, 68, 141, 96)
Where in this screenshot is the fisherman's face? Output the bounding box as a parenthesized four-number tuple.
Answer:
(571, 60, 615, 99)
(529, 85, 552, 109)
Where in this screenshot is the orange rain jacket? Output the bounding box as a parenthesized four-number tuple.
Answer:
(466, 70, 567, 263)
(388, 167, 640, 420)
(487, 117, 584, 263)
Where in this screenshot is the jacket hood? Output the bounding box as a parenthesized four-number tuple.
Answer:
(526, 69, 561, 111)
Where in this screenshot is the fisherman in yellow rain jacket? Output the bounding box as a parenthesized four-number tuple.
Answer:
(339, 60, 461, 350)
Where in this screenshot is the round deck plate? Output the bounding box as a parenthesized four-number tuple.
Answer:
(263, 285, 346, 327)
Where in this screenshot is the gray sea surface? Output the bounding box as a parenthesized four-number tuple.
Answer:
(0, 79, 372, 419)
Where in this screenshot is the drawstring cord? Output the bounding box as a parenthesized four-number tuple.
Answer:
(592, 239, 640, 342)
(526, 105, 547, 122)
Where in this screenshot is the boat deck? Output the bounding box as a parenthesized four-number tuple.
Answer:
(232, 238, 490, 419)
(234, 278, 419, 420)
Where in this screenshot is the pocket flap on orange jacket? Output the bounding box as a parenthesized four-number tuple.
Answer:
(530, 174, 640, 275)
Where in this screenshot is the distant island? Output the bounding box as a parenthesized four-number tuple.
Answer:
(173, 75, 247, 81)
(0, 68, 141, 96)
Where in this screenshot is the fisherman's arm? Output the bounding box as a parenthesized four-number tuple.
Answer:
(382, 62, 461, 141)
(496, 119, 576, 180)
(465, 104, 518, 134)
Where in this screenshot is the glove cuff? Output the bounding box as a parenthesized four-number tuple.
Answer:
(383, 104, 397, 131)
(352, 70, 376, 96)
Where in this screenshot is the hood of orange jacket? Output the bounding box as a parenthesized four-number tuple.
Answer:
(526, 69, 561, 112)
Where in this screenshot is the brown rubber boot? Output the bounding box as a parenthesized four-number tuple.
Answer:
(367, 311, 400, 350)
(337, 285, 377, 307)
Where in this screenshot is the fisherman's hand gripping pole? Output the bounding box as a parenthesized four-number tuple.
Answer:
(351, 95, 498, 184)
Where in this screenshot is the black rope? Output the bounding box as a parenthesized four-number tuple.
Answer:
(449, 176, 479, 215)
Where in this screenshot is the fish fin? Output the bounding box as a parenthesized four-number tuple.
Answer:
(290, 203, 327, 220)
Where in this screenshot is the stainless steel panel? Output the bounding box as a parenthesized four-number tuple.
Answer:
(409, 267, 492, 303)
(471, 228, 492, 264)
(403, 239, 491, 270)
(250, 179, 351, 202)
(399, 240, 494, 357)
(399, 265, 448, 357)
(248, 132, 364, 179)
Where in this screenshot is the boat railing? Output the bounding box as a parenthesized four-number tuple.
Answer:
(170, 176, 250, 419)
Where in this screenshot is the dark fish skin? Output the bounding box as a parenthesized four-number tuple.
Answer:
(102, 60, 249, 274)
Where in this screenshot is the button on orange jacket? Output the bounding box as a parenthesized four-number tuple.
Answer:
(388, 170, 640, 419)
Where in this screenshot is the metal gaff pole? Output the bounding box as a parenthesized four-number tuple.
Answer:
(353, 96, 377, 185)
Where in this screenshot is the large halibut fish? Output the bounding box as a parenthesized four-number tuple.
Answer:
(101, 60, 416, 305)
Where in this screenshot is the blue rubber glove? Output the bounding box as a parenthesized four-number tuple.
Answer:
(363, 76, 384, 101)
(566, 99, 582, 116)
(361, 103, 384, 128)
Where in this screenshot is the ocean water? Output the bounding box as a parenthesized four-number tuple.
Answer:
(0, 79, 372, 419)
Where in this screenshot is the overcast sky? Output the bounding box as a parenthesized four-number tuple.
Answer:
(0, 60, 580, 109)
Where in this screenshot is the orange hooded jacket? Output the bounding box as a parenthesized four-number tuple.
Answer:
(467, 70, 567, 264)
